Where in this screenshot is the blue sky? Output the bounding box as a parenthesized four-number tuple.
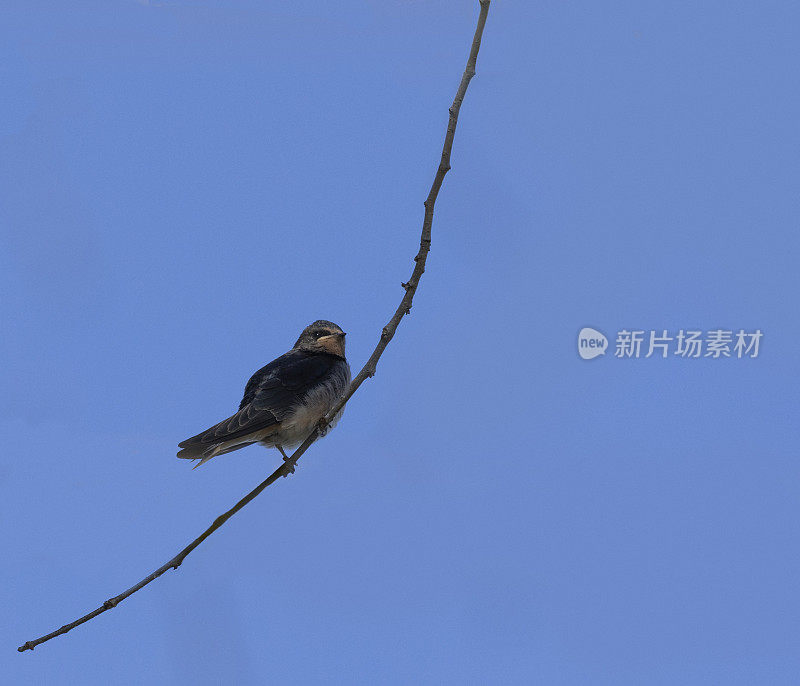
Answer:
(3, 1, 799, 684)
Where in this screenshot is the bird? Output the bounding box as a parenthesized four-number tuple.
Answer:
(177, 320, 350, 470)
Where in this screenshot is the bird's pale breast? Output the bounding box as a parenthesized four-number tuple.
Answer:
(260, 358, 350, 449)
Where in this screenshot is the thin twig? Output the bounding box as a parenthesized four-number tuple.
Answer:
(18, 0, 491, 653)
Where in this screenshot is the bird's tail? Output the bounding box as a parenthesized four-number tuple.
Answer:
(176, 443, 217, 469)
(177, 439, 257, 468)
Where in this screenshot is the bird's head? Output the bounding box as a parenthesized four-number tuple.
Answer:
(295, 320, 347, 358)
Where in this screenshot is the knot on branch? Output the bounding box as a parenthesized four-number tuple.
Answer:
(381, 326, 391, 340)
(103, 598, 118, 609)
(171, 560, 182, 570)
(401, 281, 411, 290)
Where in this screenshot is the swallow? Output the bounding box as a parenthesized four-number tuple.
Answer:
(177, 320, 350, 470)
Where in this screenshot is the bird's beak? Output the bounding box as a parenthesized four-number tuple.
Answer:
(338, 332, 347, 338)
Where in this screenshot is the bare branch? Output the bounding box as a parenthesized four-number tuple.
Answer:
(18, 0, 491, 653)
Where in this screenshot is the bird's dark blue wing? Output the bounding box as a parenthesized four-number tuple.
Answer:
(178, 350, 337, 448)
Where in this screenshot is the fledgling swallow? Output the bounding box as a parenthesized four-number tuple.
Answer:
(177, 320, 350, 469)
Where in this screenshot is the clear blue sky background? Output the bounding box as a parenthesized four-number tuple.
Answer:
(3, 1, 799, 684)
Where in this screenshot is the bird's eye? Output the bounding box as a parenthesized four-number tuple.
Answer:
(314, 331, 325, 339)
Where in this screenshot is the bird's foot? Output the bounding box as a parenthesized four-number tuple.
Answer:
(277, 445, 296, 476)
